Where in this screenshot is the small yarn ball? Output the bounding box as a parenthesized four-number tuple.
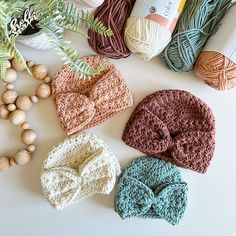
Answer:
(14, 149, 31, 166)
(7, 104, 16, 112)
(195, 51, 236, 91)
(21, 129, 37, 145)
(0, 157, 10, 171)
(1, 90, 18, 104)
(9, 110, 26, 126)
(4, 68, 17, 83)
(160, 0, 232, 72)
(35, 83, 51, 98)
(0, 104, 10, 120)
(32, 64, 48, 80)
(88, 0, 135, 59)
(16, 96, 32, 111)
(12, 58, 26, 72)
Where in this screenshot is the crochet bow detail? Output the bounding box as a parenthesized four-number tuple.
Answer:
(122, 109, 214, 173)
(41, 150, 120, 210)
(115, 176, 188, 225)
(54, 72, 133, 135)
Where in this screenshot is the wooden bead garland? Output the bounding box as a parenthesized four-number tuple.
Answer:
(0, 58, 52, 172)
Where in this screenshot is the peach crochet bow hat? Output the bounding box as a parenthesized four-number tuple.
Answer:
(52, 55, 133, 135)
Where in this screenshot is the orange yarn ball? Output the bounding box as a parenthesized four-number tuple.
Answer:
(194, 51, 236, 91)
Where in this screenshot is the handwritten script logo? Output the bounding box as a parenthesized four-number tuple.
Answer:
(9, 8, 37, 39)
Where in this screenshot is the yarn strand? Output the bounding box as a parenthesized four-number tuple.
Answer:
(88, 0, 135, 59)
(161, 0, 232, 72)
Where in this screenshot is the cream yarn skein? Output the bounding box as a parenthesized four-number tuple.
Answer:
(124, 0, 186, 61)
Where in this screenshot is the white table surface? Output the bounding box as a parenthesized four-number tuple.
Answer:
(0, 31, 236, 236)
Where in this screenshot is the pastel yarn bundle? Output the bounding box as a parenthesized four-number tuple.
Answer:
(52, 55, 133, 135)
(161, 0, 232, 72)
(122, 90, 216, 174)
(115, 157, 188, 225)
(194, 3, 236, 91)
(124, 0, 186, 61)
(41, 132, 121, 210)
(88, 0, 135, 59)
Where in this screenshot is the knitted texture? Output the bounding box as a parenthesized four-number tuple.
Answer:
(52, 55, 133, 135)
(115, 157, 188, 225)
(122, 90, 216, 174)
(41, 132, 121, 210)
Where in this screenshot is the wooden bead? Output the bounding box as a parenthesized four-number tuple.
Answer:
(32, 64, 48, 80)
(44, 76, 52, 84)
(4, 68, 17, 83)
(30, 95, 39, 103)
(6, 84, 14, 90)
(14, 149, 31, 166)
(10, 158, 17, 167)
(16, 96, 32, 111)
(12, 58, 26, 72)
(7, 104, 16, 112)
(27, 60, 35, 68)
(28, 145, 36, 153)
(35, 83, 51, 99)
(9, 110, 26, 126)
(0, 157, 10, 171)
(21, 122, 29, 130)
(1, 90, 18, 104)
(0, 104, 10, 120)
(21, 129, 37, 145)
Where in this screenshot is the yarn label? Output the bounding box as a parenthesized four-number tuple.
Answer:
(131, 0, 186, 32)
(203, 4, 236, 64)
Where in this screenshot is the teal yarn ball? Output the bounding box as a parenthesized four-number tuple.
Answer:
(160, 0, 232, 72)
(114, 157, 188, 225)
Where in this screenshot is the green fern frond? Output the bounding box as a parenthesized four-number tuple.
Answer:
(79, 12, 113, 36)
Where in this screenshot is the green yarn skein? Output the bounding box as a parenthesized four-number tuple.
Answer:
(114, 157, 188, 225)
(161, 0, 231, 72)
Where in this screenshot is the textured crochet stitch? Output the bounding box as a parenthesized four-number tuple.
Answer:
(52, 55, 133, 135)
(122, 90, 216, 173)
(41, 132, 121, 210)
(114, 157, 188, 225)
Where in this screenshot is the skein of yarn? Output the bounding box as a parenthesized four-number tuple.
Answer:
(124, 0, 187, 61)
(88, 0, 135, 59)
(194, 3, 236, 91)
(161, 0, 232, 72)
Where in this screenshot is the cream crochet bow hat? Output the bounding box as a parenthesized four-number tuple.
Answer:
(41, 132, 121, 210)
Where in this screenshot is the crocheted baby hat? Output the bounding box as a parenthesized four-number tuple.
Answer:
(52, 55, 133, 135)
(122, 90, 216, 174)
(115, 157, 188, 225)
(41, 132, 121, 210)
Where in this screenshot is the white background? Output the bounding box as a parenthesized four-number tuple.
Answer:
(0, 31, 236, 236)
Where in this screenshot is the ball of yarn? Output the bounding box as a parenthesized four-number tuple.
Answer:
(161, 0, 232, 72)
(194, 51, 236, 91)
(124, 17, 172, 61)
(88, 0, 135, 59)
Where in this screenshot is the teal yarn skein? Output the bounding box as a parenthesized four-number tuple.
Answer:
(114, 157, 188, 225)
(160, 0, 232, 72)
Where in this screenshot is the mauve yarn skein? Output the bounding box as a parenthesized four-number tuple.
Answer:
(88, 0, 135, 59)
(160, 0, 232, 72)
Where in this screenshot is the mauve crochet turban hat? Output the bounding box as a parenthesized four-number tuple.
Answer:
(122, 90, 216, 174)
(52, 55, 133, 135)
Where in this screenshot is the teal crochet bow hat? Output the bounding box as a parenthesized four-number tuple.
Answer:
(114, 157, 188, 225)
